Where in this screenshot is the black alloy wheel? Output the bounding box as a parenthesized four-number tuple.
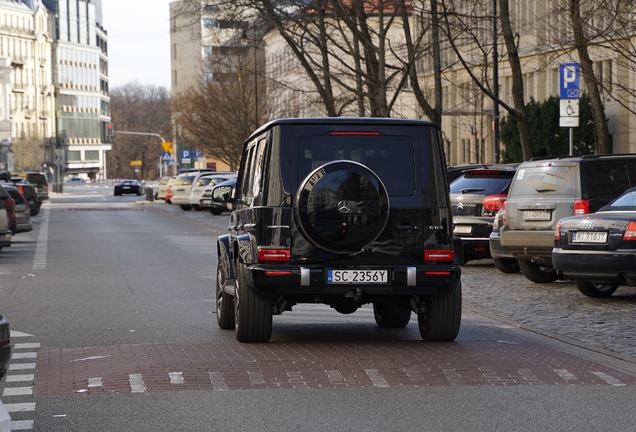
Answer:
(234, 264, 273, 343)
(417, 284, 462, 341)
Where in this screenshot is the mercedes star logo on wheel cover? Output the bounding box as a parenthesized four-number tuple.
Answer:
(337, 200, 352, 214)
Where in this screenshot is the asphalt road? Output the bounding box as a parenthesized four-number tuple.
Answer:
(1, 182, 636, 431)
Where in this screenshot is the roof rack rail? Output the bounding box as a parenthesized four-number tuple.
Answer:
(579, 153, 636, 159)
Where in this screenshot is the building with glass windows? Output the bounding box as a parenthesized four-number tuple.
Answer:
(42, 0, 110, 181)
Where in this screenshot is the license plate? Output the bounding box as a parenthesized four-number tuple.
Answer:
(453, 225, 472, 234)
(200, 199, 212, 205)
(327, 270, 388, 284)
(176, 190, 185, 195)
(523, 210, 551, 221)
(123, 186, 130, 189)
(572, 231, 607, 243)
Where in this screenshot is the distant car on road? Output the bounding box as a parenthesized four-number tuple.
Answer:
(0, 309, 10, 381)
(67, 177, 85, 183)
(553, 186, 636, 298)
(154, 177, 173, 200)
(114, 180, 143, 196)
(4, 178, 40, 216)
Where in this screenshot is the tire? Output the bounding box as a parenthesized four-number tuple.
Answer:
(154, 192, 159, 200)
(373, 302, 411, 328)
(575, 280, 618, 298)
(180, 205, 192, 211)
(210, 207, 223, 215)
(216, 266, 235, 329)
(193, 205, 202, 211)
(417, 283, 462, 341)
(493, 258, 520, 274)
(518, 259, 558, 283)
(234, 264, 272, 342)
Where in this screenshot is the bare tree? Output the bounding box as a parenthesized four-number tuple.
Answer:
(108, 82, 171, 180)
(171, 50, 266, 171)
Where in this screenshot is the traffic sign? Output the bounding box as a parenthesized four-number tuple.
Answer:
(560, 99, 579, 117)
(161, 152, 173, 162)
(560, 63, 580, 99)
(181, 150, 190, 159)
(194, 148, 203, 158)
(130, 160, 142, 166)
(559, 117, 580, 127)
(161, 142, 172, 152)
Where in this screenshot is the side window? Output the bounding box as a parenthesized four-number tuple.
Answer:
(251, 138, 267, 201)
(236, 146, 255, 204)
(587, 163, 631, 199)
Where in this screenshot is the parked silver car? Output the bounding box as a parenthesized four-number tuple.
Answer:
(4, 185, 32, 234)
(0, 198, 11, 251)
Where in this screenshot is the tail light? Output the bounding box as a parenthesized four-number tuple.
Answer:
(623, 221, 636, 241)
(482, 194, 507, 212)
(258, 248, 291, 263)
(18, 185, 24, 195)
(574, 199, 589, 215)
(0, 338, 9, 347)
(424, 250, 454, 263)
(554, 221, 561, 241)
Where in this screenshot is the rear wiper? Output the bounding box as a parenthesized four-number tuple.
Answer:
(536, 188, 556, 193)
(460, 188, 486, 194)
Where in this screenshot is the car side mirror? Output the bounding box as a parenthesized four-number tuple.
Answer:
(212, 185, 233, 203)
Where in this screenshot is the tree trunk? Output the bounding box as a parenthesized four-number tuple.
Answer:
(499, 0, 533, 161)
(569, 0, 611, 154)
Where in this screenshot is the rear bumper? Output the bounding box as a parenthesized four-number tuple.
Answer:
(459, 237, 491, 260)
(0, 229, 10, 248)
(244, 264, 462, 298)
(500, 229, 554, 262)
(553, 249, 636, 284)
(489, 232, 515, 260)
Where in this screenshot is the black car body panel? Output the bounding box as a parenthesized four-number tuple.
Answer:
(215, 118, 461, 342)
(553, 187, 636, 287)
(0, 310, 10, 380)
(5, 178, 39, 216)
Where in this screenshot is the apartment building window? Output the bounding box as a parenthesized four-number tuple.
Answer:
(204, 5, 219, 14)
(203, 46, 213, 55)
(67, 151, 81, 162)
(203, 19, 217, 28)
(85, 150, 99, 161)
(173, 70, 177, 86)
(173, 43, 177, 59)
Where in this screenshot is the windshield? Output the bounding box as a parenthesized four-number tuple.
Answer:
(509, 165, 577, 196)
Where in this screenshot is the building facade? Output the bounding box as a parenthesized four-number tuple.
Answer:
(43, 0, 110, 181)
(0, 0, 55, 174)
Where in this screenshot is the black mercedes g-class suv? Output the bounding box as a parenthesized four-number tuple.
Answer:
(214, 118, 461, 342)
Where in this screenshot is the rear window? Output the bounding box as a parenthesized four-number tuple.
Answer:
(298, 135, 416, 196)
(585, 163, 632, 200)
(26, 173, 47, 187)
(509, 165, 577, 196)
(450, 172, 514, 195)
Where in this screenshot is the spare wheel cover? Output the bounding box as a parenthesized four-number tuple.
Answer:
(295, 161, 390, 254)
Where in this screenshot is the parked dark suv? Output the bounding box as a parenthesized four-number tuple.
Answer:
(500, 154, 636, 283)
(213, 118, 461, 342)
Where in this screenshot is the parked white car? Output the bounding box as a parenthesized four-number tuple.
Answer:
(189, 173, 237, 210)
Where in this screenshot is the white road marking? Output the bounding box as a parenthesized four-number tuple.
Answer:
(3, 387, 33, 396)
(11, 353, 37, 360)
(32, 208, 49, 270)
(9, 419, 34, 430)
(208, 372, 228, 391)
(8, 363, 35, 370)
(9, 331, 34, 338)
(5, 375, 34, 382)
(13, 343, 40, 350)
(364, 369, 390, 387)
(591, 371, 625, 386)
(88, 377, 103, 388)
(169, 372, 184, 385)
(70, 355, 111, 362)
(554, 369, 578, 381)
(3, 403, 35, 413)
(129, 374, 146, 393)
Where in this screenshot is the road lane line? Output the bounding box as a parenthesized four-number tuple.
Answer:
(13, 344, 40, 350)
(88, 377, 103, 388)
(32, 208, 49, 270)
(2, 387, 33, 396)
(8, 363, 35, 371)
(364, 369, 390, 388)
(11, 353, 37, 360)
(554, 369, 578, 381)
(9, 419, 34, 430)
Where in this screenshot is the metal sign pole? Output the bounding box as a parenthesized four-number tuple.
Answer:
(569, 128, 573, 156)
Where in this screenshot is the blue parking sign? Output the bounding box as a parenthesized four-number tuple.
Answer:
(560, 63, 580, 99)
(194, 148, 203, 158)
(181, 149, 190, 159)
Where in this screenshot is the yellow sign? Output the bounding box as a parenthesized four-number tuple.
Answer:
(161, 142, 172, 152)
(130, 160, 142, 166)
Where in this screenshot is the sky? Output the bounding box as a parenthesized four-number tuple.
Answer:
(102, 0, 174, 90)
